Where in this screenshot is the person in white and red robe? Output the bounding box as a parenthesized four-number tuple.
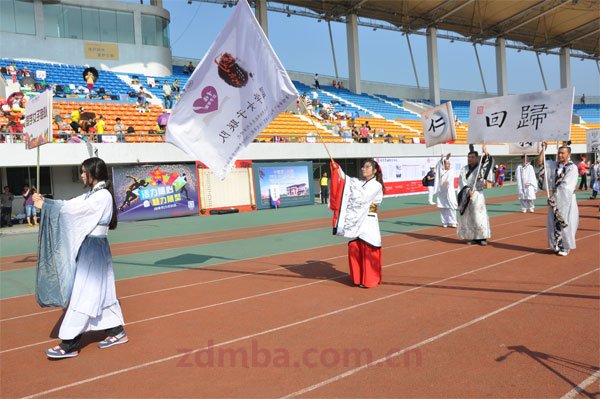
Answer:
(330, 159, 384, 288)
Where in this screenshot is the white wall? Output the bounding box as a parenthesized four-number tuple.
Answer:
(51, 166, 87, 200)
(1, 0, 172, 77)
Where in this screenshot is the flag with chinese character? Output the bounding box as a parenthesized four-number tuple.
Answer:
(166, 0, 298, 179)
(468, 87, 574, 144)
(421, 102, 456, 148)
(23, 90, 52, 149)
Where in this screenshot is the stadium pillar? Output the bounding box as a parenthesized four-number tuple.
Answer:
(495, 38, 507, 96)
(346, 13, 361, 94)
(426, 27, 440, 105)
(150, 0, 163, 7)
(255, 0, 268, 37)
(33, 0, 44, 39)
(559, 47, 572, 88)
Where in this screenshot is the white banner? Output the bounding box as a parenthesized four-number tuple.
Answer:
(23, 90, 52, 149)
(508, 141, 541, 155)
(166, 0, 298, 180)
(375, 156, 467, 196)
(587, 129, 600, 153)
(35, 70, 46, 80)
(422, 102, 456, 148)
(468, 87, 574, 144)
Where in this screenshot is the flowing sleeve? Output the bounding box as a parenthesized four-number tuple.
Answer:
(35, 191, 112, 308)
(516, 166, 523, 192)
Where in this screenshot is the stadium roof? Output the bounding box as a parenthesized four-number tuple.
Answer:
(267, 0, 600, 58)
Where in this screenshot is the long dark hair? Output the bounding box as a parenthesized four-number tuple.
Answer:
(81, 157, 118, 230)
(363, 159, 386, 194)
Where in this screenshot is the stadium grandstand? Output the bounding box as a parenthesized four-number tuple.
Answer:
(0, 0, 598, 195)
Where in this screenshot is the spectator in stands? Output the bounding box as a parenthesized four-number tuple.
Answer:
(96, 115, 106, 143)
(163, 80, 173, 109)
(183, 64, 189, 74)
(578, 156, 590, 191)
(0, 124, 9, 143)
(8, 63, 17, 83)
(85, 71, 95, 93)
(332, 80, 338, 88)
(70, 107, 83, 133)
(114, 118, 125, 142)
(365, 121, 371, 131)
(172, 79, 180, 100)
(188, 61, 195, 73)
(580, 94, 586, 104)
(23, 66, 30, 77)
(23, 184, 37, 227)
(1, 186, 14, 227)
(338, 81, 345, 90)
(136, 98, 146, 113)
(314, 73, 321, 89)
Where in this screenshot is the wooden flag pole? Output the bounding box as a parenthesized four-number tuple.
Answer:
(298, 97, 334, 161)
(541, 144, 550, 198)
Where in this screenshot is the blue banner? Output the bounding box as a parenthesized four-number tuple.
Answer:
(252, 162, 314, 209)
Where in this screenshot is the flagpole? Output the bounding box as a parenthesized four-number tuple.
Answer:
(36, 146, 40, 193)
(542, 144, 550, 198)
(298, 98, 334, 161)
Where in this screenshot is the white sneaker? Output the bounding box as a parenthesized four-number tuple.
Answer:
(442, 224, 448, 228)
(521, 209, 527, 213)
(528, 209, 535, 213)
(557, 250, 569, 256)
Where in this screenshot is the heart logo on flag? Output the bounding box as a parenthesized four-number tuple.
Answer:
(193, 86, 219, 114)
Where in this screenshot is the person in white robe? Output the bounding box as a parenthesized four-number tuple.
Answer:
(516, 155, 538, 213)
(457, 145, 494, 245)
(33, 157, 127, 359)
(435, 154, 458, 227)
(537, 143, 579, 256)
(330, 159, 384, 288)
(589, 157, 600, 199)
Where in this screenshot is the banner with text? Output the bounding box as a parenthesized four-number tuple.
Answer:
(422, 101, 456, 148)
(112, 163, 198, 221)
(587, 129, 600, 153)
(252, 162, 313, 209)
(24, 90, 52, 150)
(375, 156, 467, 196)
(468, 87, 574, 144)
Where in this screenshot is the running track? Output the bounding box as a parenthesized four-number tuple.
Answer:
(1, 193, 598, 398)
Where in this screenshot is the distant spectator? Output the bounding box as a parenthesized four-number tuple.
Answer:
(183, 64, 189, 74)
(22, 184, 37, 227)
(70, 106, 83, 133)
(114, 117, 125, 142)
(163, 80, 173, 109)
(580, 93, 586, 104)
(425, 167, 436, 205)
(96, 115, 106, 143)
(578, 156, 590, 191)
(332, 80, 337, 88)
(8, 63, 17, 83)
(85, 71, 95, 92)
(136, 98, 146, 113)
(1, 185, 14, 227)
(338, 81, 345, 90)
(172, 79, 180, 97)
(187, 61, 194, 73)
(314, 73, 321, 89)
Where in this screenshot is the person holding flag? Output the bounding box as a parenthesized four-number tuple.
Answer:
(457, 145, 494, 246)
(516, 155, 538, 213)
(329, 159, 385, 288)
(33, 157, 128, 359)
(435, 154, 458, 228)
(537, 142, 579, 256)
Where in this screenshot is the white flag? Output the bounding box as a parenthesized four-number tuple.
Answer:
(422, 102, 456, 148)
(508, 141, 541, 155)
(468, 87, 574, 144)
(24, 90, 52, 150)
(587, 129, 600, 153)
(166, 0, 298, 179)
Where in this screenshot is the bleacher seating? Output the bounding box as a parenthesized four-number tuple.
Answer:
(1, 59, 132, 98)
(574, 104, 600, 122)
(1, 58, 597, 145)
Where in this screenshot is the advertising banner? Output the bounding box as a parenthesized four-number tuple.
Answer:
(375, 156, 467, 196)
(112, 163, 198, 221)
(252, 162, 313, 209)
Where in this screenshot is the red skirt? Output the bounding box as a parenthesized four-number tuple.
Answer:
(348, 239, 382, 288)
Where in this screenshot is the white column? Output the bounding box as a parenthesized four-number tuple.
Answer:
(426, 27, 440, 105)
(134, 10, 142, 45)
(255, 0, 268, 37)
(560, 47, 571, 88)
(495, 38, 507, 96)
(346, 13, 361, 94)
(33, 0, 44, 39)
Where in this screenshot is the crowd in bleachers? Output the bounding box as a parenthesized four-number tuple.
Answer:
(1, 58, 599, 145)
